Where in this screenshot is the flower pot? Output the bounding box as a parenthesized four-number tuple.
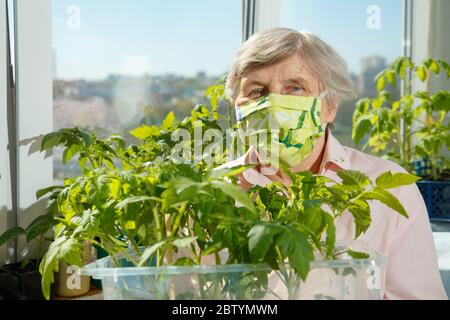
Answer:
(0, 268, 27, 300)
(0, 260, 51, 300)
(80, 241, 386, 300)
(417, 180, 450, 221)
(53, 242, 92, 297)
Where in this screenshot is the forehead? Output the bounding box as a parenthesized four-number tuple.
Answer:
(240, 54, 318, 86)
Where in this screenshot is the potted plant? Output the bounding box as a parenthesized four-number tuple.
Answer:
(0, 200, 91, 299)
(1, 81, 419, 300)
(352, 57, 450, 221)
(23, 80, 416, 300)
(0, 222, 54, 300)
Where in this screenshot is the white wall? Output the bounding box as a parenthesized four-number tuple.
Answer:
(254, 0, 282, 32)
(428, 0, 450, 91)
(412, 0, 450, 92)
(15, 0, 53, 260)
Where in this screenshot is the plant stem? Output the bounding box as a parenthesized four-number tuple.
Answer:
(397, 127, 405, 166)
(91, 239, 120, 267)
(227, 101, 233, 130)
(85, 147, 98, 169)
(165, 215, 173, 265)
(152, 206, 163, 267)
(431, 156, 438, 181)
(128, 234, 141, 257)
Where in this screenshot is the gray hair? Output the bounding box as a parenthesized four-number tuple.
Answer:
(225, 27, 356, 105)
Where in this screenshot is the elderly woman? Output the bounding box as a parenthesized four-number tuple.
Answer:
(222, 27, 447, 300)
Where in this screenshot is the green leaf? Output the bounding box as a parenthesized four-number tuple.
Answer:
(138, 240, 167, 267)
(172, 237, 197, 249)
(116, 196, 155, 210)
(352, 117, 372, 145)
(124, 220, 136, 230)
(348, 200, 371, 238)
(362, 187, 409, 218)
(427, 60, 440, 75)
(40, 237, 82, 300)
(80, 131, 92, 147)
(297, 171, 316, 199)
(386, 70, 396, 86)
(63, 144, 81, 164)
(59, 238, 83, 265)
(79, 156, 88, 171)
(161, 111, 175, 131)
(416, 66, 428, 81)
(41, 132, 64, 151)
(372, 98, 384, 109)
(337, 170, 370, 189)
(36, 186, 63, 200)
(375, 171, 420, 189)
(0, 227, 26, 247)
(26, 214, 55, 242)
(248, 224, 281, 261)
(173, 257, 196, 266)
(130, 125, 160, 140)
(276, 226, 314, 280)
(170, 177, 199, 195)
(303, 202, 324, 233)
(395, 58, 410, 80)
(323, 213, 336, 258)
(439, 60, 450, 77)
(347, 249, 370, 259)
(208, 164, 253, 180)
(376, 74, 386, 92)
(40, 238, 63, 300)
(210, 180, 256, 214)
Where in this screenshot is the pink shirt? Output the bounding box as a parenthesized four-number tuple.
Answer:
(220, 129, 447, 300)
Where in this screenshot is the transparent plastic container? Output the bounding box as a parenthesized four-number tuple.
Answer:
(80, 240, 386, 300)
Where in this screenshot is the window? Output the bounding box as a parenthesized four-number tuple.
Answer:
(255, 0, 404, 148)
(52, 0, 242, 181)
(0, 0, 10, 263)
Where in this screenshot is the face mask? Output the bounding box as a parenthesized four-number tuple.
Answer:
(235, 93, 328, 168)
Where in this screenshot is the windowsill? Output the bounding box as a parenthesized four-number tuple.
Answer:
(53, 286, 103, 300)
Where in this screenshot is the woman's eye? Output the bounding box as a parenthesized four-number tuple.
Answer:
(249, 88, 265, 98)
(290, 86, 304, 94)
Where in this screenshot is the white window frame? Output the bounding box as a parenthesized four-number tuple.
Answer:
(13, 0, 53, 261)
(0, 0, 11, 264)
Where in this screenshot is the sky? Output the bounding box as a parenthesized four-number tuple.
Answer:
(53, 0, 404, 80)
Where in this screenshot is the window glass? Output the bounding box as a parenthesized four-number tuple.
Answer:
(52, 0, 242, 181)
(277, 0, 404, 147)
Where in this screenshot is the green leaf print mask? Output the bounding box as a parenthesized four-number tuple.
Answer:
(236, 93, 327, 168)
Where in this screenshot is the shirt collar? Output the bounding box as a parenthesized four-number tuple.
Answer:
(319, 128, 351, 173)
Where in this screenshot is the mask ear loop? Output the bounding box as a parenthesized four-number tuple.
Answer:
(318, 90, 330, 131)
(318, 90, 329, 100)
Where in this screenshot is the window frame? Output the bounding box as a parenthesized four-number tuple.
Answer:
(9, 0, 53, 262)
(0, 0, 12, 264)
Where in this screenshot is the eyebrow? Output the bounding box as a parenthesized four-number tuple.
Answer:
(282, 76, 309, 85)
(241, 79, 267, 90)
(241, 75, 309, 93)
(244, 75, 308, 86)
